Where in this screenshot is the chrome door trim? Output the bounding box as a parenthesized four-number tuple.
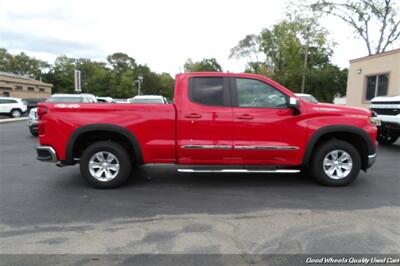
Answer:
(181, 145, 232, 150)
(178, 169, 300, 173)
(234, 145, 299, 150)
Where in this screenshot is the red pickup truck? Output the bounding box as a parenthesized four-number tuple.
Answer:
(36, 72, 377, 188)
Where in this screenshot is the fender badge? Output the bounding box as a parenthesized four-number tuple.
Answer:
(54, 104, 80, 108)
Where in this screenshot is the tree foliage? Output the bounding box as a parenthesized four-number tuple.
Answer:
(183, 58, 222, 72)
(0, 48, 49, 79)
(0, 49, 175, 99)
(309, 0, 400, 54)
(231, 15, 347, 102)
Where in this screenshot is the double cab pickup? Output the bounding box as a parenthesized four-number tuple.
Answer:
(36, 72, 378, 188)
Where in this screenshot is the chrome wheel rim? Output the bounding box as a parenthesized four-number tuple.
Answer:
(12, 110, 21, 117)
(323, 150, 353, 179)
(89, 151, 120, 182)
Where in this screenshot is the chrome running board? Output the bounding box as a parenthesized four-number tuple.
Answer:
(177, 169, 300, 174)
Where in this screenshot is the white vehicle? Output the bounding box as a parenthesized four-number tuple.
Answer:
(46, 93, 97, 103)
(27, 93, 97, 136)
(128, 95, 168, 104)
(96, 97, 115, 103)
(0, 97, 27, 118)
(295, 93, 319, 103)
(370, 95, 400, 145)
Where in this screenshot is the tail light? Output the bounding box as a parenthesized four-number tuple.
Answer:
(37, 105, 48, 135)
(37, 106, 48, 120)
(38, 121, 44, 135)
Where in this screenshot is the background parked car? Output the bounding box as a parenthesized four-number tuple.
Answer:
(0, 97, 27, 118)
(370, 94, 400, 145)
(128, 95, 168, 104)
(45, 93, 97, 103)
(23, 98, 46, 113)
(96, 96, 115, 103)
(295, 93, 319, 103)
(28, 93, 97, 136)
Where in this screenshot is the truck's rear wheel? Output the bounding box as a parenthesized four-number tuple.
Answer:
(80, 141, 131, 188)
(310, 140, 361, 186)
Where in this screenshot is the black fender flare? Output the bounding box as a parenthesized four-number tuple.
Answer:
(302, 125, 376, 165)
(65, 124, 144, 165)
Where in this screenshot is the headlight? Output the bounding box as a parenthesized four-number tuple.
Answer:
(369, 111, 381, 126)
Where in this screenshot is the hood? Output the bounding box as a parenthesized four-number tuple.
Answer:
(306, 102, 370, 115)
(371, 95, 400, 102)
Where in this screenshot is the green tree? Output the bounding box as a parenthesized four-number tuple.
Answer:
(76, 59, 111, 96)
(309, 0, 400, 54)
(158, 72, 175, 99)
(231, 16, 347, 102)
(0, 48, 49, 79)
(44, 55, 76, 93)
(2, 49, 174, 99)
(183, 58, 222, 72)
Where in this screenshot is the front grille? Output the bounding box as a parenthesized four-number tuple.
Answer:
(371, 108, 400, 116)
(372, 101, 400, 105)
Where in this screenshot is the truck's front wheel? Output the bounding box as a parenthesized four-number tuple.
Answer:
(80, 141, 131, 188)
(310, 140, 361, 186)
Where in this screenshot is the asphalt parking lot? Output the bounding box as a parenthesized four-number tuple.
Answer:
(1, 122, 400, 258)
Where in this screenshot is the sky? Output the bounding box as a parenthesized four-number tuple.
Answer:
(0, 0, 386, 75)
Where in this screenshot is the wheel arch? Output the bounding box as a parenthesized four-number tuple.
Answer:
(65, 124, 144, 165)
(302, 125, 376, 171)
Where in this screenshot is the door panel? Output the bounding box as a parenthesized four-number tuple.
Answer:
(231, 78, 307, 165)
(177, 77, 234, 164)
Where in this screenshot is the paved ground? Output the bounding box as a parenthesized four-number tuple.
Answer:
(1, 122, 399, 258)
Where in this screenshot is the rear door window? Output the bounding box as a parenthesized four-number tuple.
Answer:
(189, 77, 230, 106)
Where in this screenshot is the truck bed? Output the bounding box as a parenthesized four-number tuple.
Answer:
(39, 103, 176, 163)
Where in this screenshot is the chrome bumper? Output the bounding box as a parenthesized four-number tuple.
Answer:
(36, 146, 57, 162)
(368, 153, 377, 168)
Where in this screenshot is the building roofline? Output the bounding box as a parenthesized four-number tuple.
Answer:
(350, 48, 400, 64)
(0, 71, 52, 87)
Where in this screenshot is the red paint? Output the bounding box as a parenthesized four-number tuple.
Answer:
(38, 72, 377, 166)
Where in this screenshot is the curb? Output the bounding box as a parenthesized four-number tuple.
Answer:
(0, 117, 28, 124)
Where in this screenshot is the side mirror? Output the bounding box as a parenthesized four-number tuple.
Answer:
(287, 97, 301, 115)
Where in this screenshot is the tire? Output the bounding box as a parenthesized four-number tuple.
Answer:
(377, 132, 398, 145)
(80, 141, 132, 188)
(29, 128, 38, 136)
(10, 109, 22, 118)
(310, 140, 361, 186)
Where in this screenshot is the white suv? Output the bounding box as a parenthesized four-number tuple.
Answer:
(0, 97, 27, 118)
(370, 95, 400, 145)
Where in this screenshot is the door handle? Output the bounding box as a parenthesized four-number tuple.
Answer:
(185, 113, 202, 119)
(236, 114, 253, 120)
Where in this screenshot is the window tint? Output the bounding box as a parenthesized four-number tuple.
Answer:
(0, 99, 17, 104)
(235, 78, 287, 108)
(365, 74, 389, 101)
(377, 74, 388, 96)
(190, 77, 224, 106)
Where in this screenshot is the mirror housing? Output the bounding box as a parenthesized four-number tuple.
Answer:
(287, 97, 300, 115)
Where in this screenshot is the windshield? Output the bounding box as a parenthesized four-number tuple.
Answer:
(130, 98, 163, 104)
(46, 97, 82, 102)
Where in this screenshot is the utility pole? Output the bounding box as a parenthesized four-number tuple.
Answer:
(301, 26, 310, 94)
(301, 41, 309, 94)
(134, 75, 143, 95)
